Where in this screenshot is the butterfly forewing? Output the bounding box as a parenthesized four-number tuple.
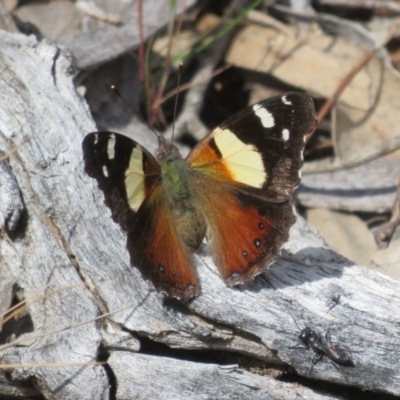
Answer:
(83, 132, 160, 231)
(187, 92, 316, 201)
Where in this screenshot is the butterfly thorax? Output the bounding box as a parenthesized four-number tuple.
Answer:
(159, 150, 206, 249)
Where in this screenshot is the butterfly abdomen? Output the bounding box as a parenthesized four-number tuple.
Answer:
(160, 152, 206, 250)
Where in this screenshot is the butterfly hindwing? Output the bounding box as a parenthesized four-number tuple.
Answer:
(83, 132, 200, 299)
(192, 184, 295, 284)
(187, 92, 316, 284)
(126, 187, 200, 299)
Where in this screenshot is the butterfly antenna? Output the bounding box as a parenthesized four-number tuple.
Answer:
(110, 85, 167, 147)
(170, 62, 183, 148)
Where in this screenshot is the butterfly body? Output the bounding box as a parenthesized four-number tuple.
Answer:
(83, 92, 317, 299)
(159, 150, 206, 249)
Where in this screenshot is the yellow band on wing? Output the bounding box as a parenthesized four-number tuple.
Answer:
(125, 146, 145, 211)
(214, 128, 267, 188)
(107, 133, 116, 159)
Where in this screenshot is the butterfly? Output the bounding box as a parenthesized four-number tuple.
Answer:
(82, 92, 316, 300)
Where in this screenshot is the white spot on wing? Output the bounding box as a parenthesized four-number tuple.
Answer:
(125, 146, 145, 211)
(282, 128, 290, 141)
(253, 104, 275, 128)
(102, 166, 108, 177)
(282, 95, 292, 105)
(94, 133, 99, 145)
(107, 133, 116, 160)
(214, 129, 267, 188)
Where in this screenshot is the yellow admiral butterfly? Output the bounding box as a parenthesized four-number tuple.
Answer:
(82, 92, 316, 300)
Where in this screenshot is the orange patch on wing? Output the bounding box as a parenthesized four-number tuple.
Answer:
(187, 141, 234, 181)
(201, 188, 287, 285)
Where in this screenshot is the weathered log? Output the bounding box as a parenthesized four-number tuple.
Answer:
(108, 353, 345, 400)
(1, 31, 400, 399)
